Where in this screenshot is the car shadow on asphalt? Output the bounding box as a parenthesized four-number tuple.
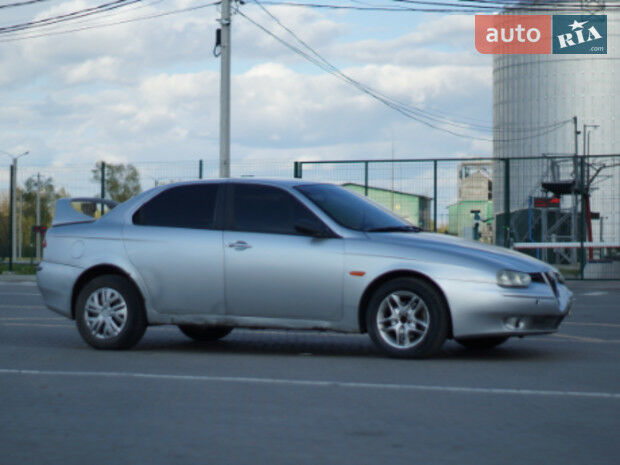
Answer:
(1, 327, 583, 362)
(131, 331, 579, 362)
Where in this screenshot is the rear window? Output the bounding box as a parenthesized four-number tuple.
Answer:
(133, 184, 219, 229)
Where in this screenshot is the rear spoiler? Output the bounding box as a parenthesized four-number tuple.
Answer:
(52, 197, 119, 226)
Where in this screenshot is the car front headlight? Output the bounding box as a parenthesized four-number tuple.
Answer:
(497, 270, 532, 288)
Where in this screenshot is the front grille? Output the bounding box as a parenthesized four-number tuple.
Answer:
(545, 272, 559, 297)
(529, 272, 558, 296)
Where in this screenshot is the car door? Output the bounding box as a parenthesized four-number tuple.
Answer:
(223, 183, 344, 321)
(124, 183, 225, 315)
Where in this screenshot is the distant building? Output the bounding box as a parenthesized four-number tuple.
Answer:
(448, 161, 493, 242)
(492, 1, 619, 249)
(458, 161, 492, 201)
(342, 183, 432, 230)
(448, 200, 493, 242)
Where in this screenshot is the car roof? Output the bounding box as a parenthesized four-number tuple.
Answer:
(161, 177, 326, 189)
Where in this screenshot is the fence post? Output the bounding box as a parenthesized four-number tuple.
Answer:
(504, 158, 511, 247)
(364, 161, 369, 196)
(100, 161, 106, 215)
(198, 159, 203, 179)
(8, 164, 14, 272)
(433, 160, 437, 232)
(293, 161, 302, 179)
(579, 155, 586, 279)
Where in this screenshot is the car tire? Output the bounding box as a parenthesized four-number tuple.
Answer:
(178, 325, 233, 342)
(366, 277, 449, 358)
(75, 274, 147, 350)
(455, 336, 509, 350)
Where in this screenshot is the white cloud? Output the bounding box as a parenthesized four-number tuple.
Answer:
(0, 3, 492, 174)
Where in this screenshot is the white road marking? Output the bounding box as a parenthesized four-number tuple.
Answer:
(0, 293, 42, 296)
(0, 282, 37, 287)
(0, 317, 63, 321)
(0, 368, 618, 400)
(579, 291, 609, 296)
(565, 322, 620, 328)
(1, 323, 71, 328)
(0, 305, 47, 309)
(551, 334, 620, 344)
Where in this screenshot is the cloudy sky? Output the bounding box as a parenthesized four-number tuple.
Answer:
(0, 0, 493, 173)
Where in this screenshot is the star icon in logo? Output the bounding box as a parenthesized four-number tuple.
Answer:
(569, 19, 588, 30)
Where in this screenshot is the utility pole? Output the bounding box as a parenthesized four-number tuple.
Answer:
(571, 116, 580, 264)
(36, 173, 41, 260)
(583, 124, 599, 183)
(219, 0, 232, 178)
(8, 164, 14, 272)
(573, 116, 579, 171)
(582, 123, 587, 163)
(1, 150, 28, 267)
(18, 190, 22, 260)
(390, 135, 395, 211)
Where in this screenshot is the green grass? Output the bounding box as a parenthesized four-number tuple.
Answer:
(0, 263, 38, 275)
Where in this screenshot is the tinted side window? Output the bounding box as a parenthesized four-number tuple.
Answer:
(232, 184, 319, 235)
(134, 184, 219, 229)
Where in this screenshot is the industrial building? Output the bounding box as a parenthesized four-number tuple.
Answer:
(492, 0, 619, 276)
(448, 161, 494, 242)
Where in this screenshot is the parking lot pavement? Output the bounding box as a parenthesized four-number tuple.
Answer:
(0, 280, 618, 465)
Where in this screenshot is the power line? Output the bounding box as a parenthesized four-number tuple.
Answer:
(0, 0, 53, 9)
(0, 0, 590, 141)
(392, 0, 616, 11)
(246, 1, 572, 140)
(256, 0, 620, 12)
(3, 0, 617, 39)
(239, 5, 571, 141)
(0, 0, 142, 34)
(0, 1, 221, 42)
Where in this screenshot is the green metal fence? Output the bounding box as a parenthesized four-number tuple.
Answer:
(1, 155, 618, 279)
(294, 155, 620, 280)
(0, 158, 292, 270)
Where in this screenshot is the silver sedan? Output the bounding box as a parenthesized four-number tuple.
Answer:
(37, 179, 573, 358)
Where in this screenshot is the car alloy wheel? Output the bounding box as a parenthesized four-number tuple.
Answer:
(376, 291, 430, 349)
(76, 275, 146, 350)
(367, 277, 448, 358)
(84, 288, 128, 339)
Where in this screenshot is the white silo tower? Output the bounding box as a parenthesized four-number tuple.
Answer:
(492, 0, 620, 268)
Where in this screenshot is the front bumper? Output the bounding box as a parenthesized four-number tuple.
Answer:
(36, 261, 83, 319)
(437, 278, 573, 339)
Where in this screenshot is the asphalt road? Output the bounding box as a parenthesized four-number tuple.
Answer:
(1, 279, 619, 465)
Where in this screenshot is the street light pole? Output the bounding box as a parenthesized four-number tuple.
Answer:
(582, 124, 599, 186)
(36, 173, 42, 260)
(219, 0, 231, 178)
(1, 150, 29, 268)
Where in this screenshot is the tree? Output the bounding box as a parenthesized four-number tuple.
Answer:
(0, 193, 9, 259)
(18, 175, 69, 258)
(91, 162, 141, 202)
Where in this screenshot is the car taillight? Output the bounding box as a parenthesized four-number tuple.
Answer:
(42, 239, 47, 249)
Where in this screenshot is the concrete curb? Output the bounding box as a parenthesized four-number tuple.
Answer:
(0, 274, 37, 283)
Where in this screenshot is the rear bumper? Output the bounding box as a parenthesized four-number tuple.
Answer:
(438, 278, 573, 339)
(36, 261, 83, 319)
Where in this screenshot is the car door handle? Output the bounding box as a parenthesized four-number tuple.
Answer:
(226, 240, 252, 250)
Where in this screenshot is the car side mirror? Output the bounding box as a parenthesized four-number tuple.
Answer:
(295, 219, 329, 238)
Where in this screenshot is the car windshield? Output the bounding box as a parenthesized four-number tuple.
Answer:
(295, 183, 420, 232)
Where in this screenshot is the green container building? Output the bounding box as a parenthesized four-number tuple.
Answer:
(342, 183, 432, 230)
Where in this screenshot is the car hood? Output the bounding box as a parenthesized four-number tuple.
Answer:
(365, 231, 553, 273)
